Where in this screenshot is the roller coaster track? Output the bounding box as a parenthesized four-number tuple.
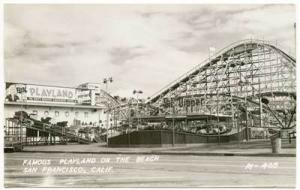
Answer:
(100, 89, 122, 106)
(146, 39, 296, 104)
(100, 39, 295, 139)
(8, 118, 91, 144)
(136, 39, 295, 131)
(99, 89, 129, 118)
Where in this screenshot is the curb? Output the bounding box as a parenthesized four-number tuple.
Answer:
(20, 150, 296, 157)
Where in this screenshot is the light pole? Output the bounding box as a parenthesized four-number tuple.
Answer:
(133, 90, 143, 131)
(103, 77, 113, 146)
(103, 77, 113, 93)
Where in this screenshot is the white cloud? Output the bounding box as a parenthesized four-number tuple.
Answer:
(4, 4, 296, 98)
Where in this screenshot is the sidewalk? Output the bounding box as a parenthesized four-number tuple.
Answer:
(22, 140, 296, 157)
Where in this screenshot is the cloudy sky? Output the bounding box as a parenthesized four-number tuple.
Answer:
(4, 4, 296, 98)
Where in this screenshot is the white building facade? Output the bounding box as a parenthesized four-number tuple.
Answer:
(4, 82, 113, 129)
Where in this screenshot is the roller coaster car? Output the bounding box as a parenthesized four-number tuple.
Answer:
(13, 111, 30, 120)
(198, 129, 207, 134)
(212, 128, 220, 134)
(195, 124, 228, 135)
(13, 111, 40, 128)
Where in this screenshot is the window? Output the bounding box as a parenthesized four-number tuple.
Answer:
(44, 111, 49, 116)
(65, 111, 69, 117)
(75, 111, 79, 117)
(84, 112, 89, 118)
(55, 111, 59, 117)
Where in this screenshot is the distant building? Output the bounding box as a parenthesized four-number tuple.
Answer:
(4, 82, 112, 129)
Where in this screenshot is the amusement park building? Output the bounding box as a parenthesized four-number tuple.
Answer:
(4, 82, 113, 129)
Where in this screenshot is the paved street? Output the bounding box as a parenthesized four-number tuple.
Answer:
(5, 152, 296, 188)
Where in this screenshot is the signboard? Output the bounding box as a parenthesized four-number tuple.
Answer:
(26, 84, 77, 103)
(5, 83, 27, 102)
(5, 83, 100, 105)
(77, 90, 92, 105)
(250, 128, 268, 139)
(162, 97, 205, 108)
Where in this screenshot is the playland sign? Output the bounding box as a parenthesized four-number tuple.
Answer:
(26, 84, 76, 102)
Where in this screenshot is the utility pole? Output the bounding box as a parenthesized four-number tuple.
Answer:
(217, 89, 220, 145)
(172, 100, 175, 147)
(106, 110, 109, 147)
(133, 90, 143, 131)
(258, 78, 263, 128)
(20, 108, 23, 149)
(237, 111, 240, 147)
(103, 77, 113, 147)
(245, 95, 249, 141)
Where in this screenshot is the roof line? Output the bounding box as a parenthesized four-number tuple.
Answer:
(5, 81, 101, 90)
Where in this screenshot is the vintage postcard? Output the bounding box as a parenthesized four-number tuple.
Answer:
(3, 3, 297, 188)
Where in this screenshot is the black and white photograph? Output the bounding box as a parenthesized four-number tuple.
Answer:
(2, 2, 298, 188)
